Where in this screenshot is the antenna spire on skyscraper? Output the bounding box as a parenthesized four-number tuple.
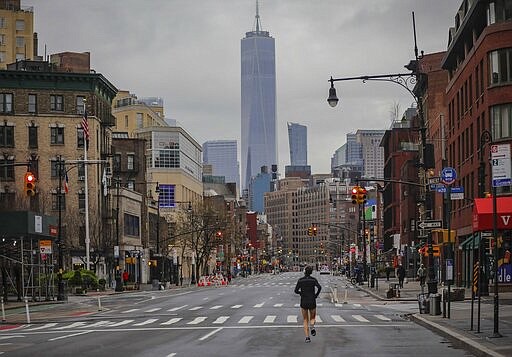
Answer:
(255, 0, 261, 32)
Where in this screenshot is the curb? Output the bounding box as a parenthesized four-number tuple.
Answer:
(410, 314, 506, 357)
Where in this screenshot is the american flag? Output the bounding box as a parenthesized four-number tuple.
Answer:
(81, 109, 90, 141)
(64, 173, 69, 194)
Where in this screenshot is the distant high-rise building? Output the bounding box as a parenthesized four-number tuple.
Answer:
(287, 122, 307, 166)
(202, 140, 240, 191)
(241, 1, 277, 190)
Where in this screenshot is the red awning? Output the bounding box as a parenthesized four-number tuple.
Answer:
(472, 197, 512, 231)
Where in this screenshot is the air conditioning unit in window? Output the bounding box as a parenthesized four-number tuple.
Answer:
(78, 176, 85, 181)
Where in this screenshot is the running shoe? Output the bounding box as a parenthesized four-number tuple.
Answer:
(305, 337, 311, 343)
(311, 328, 316, 336)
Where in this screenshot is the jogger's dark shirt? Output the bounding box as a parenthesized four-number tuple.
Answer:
(294, 275, 322, 309)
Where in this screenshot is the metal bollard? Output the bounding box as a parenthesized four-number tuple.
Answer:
(334, 284, 338, 304)
(343, 284, 348, 304)
(1, 296, 5, 322)
(24, 297, 30, 324)
(97, 289, 102, 311)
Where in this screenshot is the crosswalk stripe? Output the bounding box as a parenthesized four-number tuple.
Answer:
(133, 319, 158, 326)
(254, 303, 264, 308)
(263, 315, 276, 323)
(375, 314, 391, 321)
(238, 316, 253, 324)
(26, 323, 58, 331)
(273, 303, 283, 307)
(331, 315, 346, 323)
(145, 308, 161, 313)
(161, 318, 182, 325)
(54, 322, 87, 330)
(287, 315, 298, 323)
(82, 321, 112, 328)
(188, 317, 207, 325)
(353, 303, 362, 308)
(108, 320, 134, 327)
(210, 305, 222, 310)
(168, 305, 188, 312)
(122, 309, 139, 314)
(213, 316, 230, 324)
(294, 304, 300, 307)
(189, 306, 203, 311)
(352, 315, 369, 322)
(231, 305, 243, 309)
(315, 315, 323, 323)
(317, 303, 323, 307)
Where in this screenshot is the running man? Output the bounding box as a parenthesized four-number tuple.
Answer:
(294, 266, 322, 343)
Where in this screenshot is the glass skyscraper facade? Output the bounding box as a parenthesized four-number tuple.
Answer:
(202, 140, 240, 190)
(287, 122, 307, 166)
(241, 5, 276, 190)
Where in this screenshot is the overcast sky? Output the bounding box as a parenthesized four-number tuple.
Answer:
(30, 0, 460, 174)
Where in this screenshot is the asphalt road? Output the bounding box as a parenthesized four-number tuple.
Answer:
(0, 272, 474, 357)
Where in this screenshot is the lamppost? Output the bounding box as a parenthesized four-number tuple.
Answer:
(114, 176, 123, 292)
(327, 15, 436, 292)
(57, 157, 65, 301)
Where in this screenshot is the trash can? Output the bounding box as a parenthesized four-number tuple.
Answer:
(430, 293, 441, 315)
(417, 293, 429, 314)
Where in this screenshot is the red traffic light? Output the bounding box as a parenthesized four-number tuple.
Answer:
(24, 172, 36, 196)
(351, 186, 359, 204)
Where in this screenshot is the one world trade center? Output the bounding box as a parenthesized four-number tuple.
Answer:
(241, 2, 277, 190)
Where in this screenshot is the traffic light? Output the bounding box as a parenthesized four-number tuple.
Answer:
(307, 227, 313, 236)
(216, 230, 223, 238)
(24, 171, 36, 196)
(312, 224, 318, 236)
(351, 186, 359, 204)
(357, 186, 367, 205)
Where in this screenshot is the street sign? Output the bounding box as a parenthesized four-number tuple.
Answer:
(428, 176, 440, 185)
(39, 240, 52, 254)
(491, 143, 511, 187)
(441, 167, 457, 185)
(418, 220, 443, 229)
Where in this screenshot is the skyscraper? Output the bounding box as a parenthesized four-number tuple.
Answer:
(241, 1, 277, 190)
(287, 122, 307, 166)
(202, 140, 240, 190)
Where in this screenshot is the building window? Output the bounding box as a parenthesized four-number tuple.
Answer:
(127, 154, 134, 170)
(76, 96, 85, 114)
(28, 125, 37, 148)
(77, 128, 84, 148)
(127, 180, 135, 190)
(0, 18, 5, 28)
(15, 36, 24, 48)
(52, 192, 66, 210)
(491, 103, 512, 140)
(28, 94, 37, 113)
(0, 158, 14, 181)
(124, 115, 129, 128)
(158, 184, 176, 208)
(78, 192, 86, 210)
(15, 20, 25, 31)
(50, 95, 64, 111)
(78, 163, 85, 178)
(50, 160, 62, 178)
(0, 124, 14, 147)
(489, 48, 512, 85)
(136, 113, 143, 128)
(0, 93, 13, 113)
(124, 213, 140, 237)
(28, 157, 38, 178)
(113, 154, 121, 172)
(0, 192, 15, 210)
(15, 53, 24, 61)
(50, 127, 64, 145)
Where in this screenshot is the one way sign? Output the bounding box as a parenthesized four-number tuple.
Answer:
(418, 220, 443, 229)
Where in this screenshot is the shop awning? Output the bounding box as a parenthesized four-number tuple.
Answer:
(472, 197, 512, 231)
(459, 234, 482, 250)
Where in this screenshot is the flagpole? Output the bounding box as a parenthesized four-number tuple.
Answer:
(83, 99, 90, 270)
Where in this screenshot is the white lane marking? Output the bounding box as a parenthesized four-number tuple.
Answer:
(294, 304, 300, 307)
(331, 315, 346, 323)
(263, 315, 276, 323)
(53, 322, 87, 330)
(213, 316, 230, 324)
(231, 305, 242, 309)
(352, 315, 370, 322)
(145, 308, 162, 313)
(122, 309, 139, 314)
(25, 323, 58, 331)
(315, 315, 323, 323)
(287, 315, 298, 323)
(199, 327, 222, 341)
(80, 321, 111, 328)
(168, 305, 188, 312)
(353, 304, 362, 308)
(133, 319, 158, 326)
(161, 318, 182, 325)
(48, 330, 92, 341)
(187, 317, 207, 325)
(253, 303, 264, 308)
(210, 305, 222, 310)
(375, 314, 391, 321)
(203, 297, 209, 300)
(273, 303, 283, 307)
(189, 306, 203, 311)
(166, 354, 177, 357)
(108, 320, 134, 327)
(317, 303, 323, 307)
(238, 316, 253, 324)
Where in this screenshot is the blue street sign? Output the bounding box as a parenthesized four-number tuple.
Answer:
(441, 167, 457, 185)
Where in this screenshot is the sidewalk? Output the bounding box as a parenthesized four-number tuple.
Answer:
(355, 276, 512, 357)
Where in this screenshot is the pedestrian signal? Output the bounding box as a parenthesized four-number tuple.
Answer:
(24, 172, 36, 196)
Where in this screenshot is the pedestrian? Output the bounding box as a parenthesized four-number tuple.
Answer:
(294, 266, 322, 343)
(122, 270, 129, 286)
(385, 263, 391, 281)
(397, 264, 406, 288)
(417, 264, 427, 286)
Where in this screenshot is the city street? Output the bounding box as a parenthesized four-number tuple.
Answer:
(0, 273, 474, 356)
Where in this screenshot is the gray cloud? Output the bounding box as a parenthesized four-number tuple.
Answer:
(30, 0, 460, 173)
